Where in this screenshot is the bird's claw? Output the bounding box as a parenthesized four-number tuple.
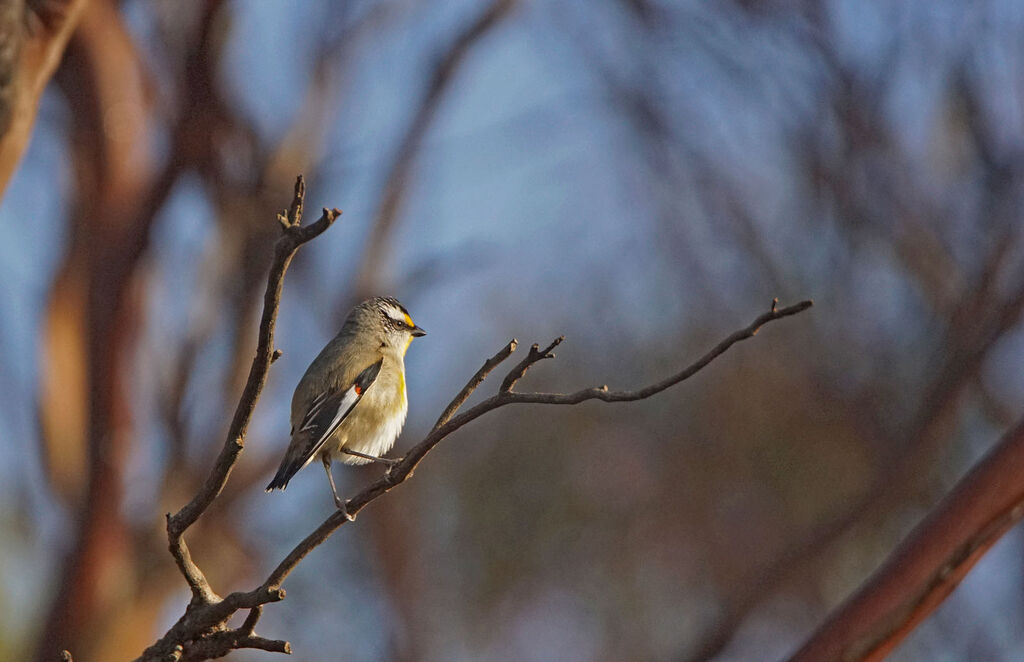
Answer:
(334, 497, 355, 521)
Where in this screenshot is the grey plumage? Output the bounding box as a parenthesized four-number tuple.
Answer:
(266, 297, 425, 502)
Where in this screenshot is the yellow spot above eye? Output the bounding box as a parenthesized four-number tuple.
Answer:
(403, 313, 413, 327)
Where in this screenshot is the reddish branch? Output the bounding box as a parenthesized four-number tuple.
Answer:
(137, 174, 812, 660)
(788, 417, 1024, 662)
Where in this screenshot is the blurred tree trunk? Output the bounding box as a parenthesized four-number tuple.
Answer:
(33, 1, 157, 659)
(0, 0, 84, 195)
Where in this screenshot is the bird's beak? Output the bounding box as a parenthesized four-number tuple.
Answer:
(411, 324, 427, 337)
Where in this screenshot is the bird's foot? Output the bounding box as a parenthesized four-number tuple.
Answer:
(334, 496, 355, 522)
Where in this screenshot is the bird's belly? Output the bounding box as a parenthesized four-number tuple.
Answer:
(327, 385, 407, 464)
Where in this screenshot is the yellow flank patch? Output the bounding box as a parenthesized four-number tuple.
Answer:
(398, 368, 406, 401)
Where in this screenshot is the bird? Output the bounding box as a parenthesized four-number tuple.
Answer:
(266, 296, 426, 519)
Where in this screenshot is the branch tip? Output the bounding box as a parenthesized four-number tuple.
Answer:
(271, 349, 283, 364)
(771, 297, 779, 313)
(541, 336, 564, 357)
(499, 335, 564, 392)
(288, 176, 305, 226)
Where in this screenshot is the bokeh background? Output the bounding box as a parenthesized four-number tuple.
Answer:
(2, 0, 1024, 660)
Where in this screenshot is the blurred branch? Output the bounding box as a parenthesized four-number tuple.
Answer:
(137, 177, 812, 659)
(788, 416, 1024, 662)
(350, 0, 519, 299)
(975, 377, 1018, 430)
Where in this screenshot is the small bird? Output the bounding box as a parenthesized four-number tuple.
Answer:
(266, 296, 426, 519)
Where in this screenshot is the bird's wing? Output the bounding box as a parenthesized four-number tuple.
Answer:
(266, 358, 383, 491)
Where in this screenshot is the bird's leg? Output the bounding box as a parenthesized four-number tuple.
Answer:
(321, 455, 354, 521)
(342, 448, 400, 467)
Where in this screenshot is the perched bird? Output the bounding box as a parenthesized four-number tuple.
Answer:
(266, 296, 426, 519)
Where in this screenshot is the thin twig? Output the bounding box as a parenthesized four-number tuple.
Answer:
(432, 339, 518, 429)
(240, 606, 262, 636)
(499, 336, 563, 392)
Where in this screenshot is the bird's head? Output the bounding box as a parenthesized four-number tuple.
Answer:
(351, 296, 426, 354)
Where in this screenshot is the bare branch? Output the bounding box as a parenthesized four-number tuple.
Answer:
(499, 336, 563, 392)
(240, 606, 262, 636)
(255, 298, 814, 594)
(140, 177, 341, 660)
(139, 177, 813, 661)
(433, 339, 518, 429)
(166, 176, 339, 537)
(140, 177, 338, 659)
(178, 630, 291, 662)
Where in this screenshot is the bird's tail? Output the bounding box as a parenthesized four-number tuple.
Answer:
(265, 458, 299, 492)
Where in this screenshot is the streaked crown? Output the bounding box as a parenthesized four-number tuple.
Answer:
(345, 296, 425, 345)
